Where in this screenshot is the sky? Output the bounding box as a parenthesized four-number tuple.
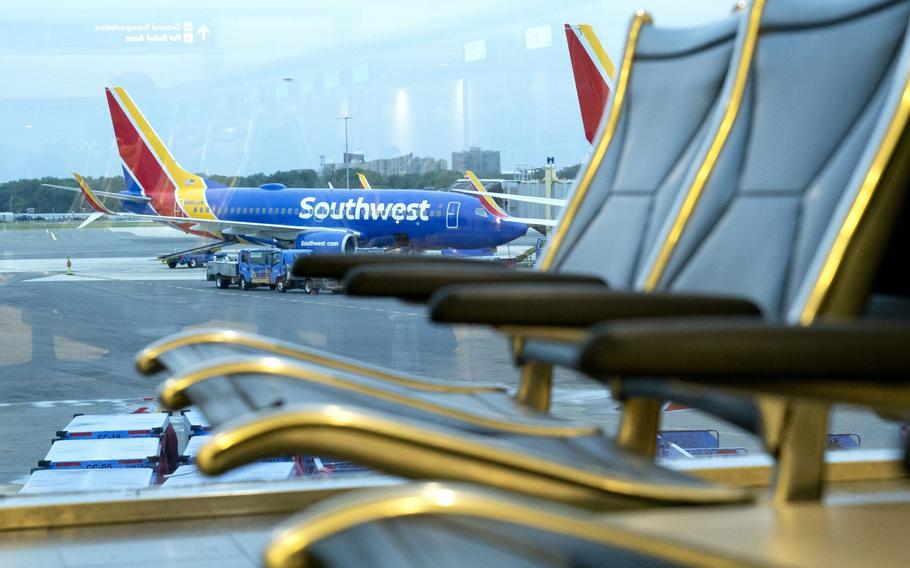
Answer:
(0, 1, 735, 183)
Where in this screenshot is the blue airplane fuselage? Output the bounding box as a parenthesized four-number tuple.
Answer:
(123, 185, 528, 249)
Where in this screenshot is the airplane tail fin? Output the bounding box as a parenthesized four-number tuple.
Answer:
(72, 173, 115, 215)
(564, 24, 616, 144)
(357, 173, 372, 190)
(466, 170, 508, 219)
(105, 87, 206, 217)
(71, 173, 113, 229)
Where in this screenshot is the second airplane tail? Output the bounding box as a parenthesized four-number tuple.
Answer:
(466, 170, 508, 219)
(564, 24, 616, 144)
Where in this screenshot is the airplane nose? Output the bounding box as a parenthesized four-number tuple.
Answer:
(506, 219, 528, 239)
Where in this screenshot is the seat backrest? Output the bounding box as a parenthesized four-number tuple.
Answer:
(540, 14, 740, 289)
(635, 0, 910, 323)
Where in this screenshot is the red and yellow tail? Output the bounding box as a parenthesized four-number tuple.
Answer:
(564, 24, 616, 144)
(105, 87, 214, 220)
(72, 173, 114, 215)
(466, 170, 508, 219)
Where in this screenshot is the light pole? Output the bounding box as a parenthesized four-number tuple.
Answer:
(337, 114, 354, 189)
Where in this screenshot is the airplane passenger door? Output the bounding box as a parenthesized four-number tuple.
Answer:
(446, 201, 460, 229)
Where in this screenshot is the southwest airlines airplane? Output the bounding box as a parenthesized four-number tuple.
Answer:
(50, 87, 549, 253)
(47, 23, 612, 252)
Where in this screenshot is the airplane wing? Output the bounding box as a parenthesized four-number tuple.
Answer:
(505, 217, 559, 227)
(41, 183, 151, 202)
(66, 173, 360, 238)
(451, 188, 566, 207)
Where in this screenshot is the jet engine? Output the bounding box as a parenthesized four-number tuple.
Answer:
(294, 231, 356, 254)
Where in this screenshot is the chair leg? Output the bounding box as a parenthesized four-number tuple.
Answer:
(772, 401, 829, 505)
(616, 397, 661, 457)
(756, 397, 788, 456)
(516, 362, 554, 412)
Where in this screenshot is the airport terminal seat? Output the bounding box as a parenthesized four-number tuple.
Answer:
(254, 317, 910, 566)
(138, 9, 746, 413)
(134, 0, 910, 517)
(439, 0, 910, 489)
(260, 480, 910, 568)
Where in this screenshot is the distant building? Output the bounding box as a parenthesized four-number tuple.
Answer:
(452, 147, 501, 175)
(324, 153, 447, 177)
(363, 154, 447, 176)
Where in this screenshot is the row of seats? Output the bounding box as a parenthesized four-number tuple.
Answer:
(138, 0, 910, 565)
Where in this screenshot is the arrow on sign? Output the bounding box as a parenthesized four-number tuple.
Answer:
(196, 24, 211, 41)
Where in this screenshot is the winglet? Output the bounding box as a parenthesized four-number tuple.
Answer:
(466, 170, 508, 219)
(357, 173, 372, 190)
(328, 181, 335, 190)
(72, 173, 115, 215)
(565, 24, 615, 144)
(78, 211, 106, 230)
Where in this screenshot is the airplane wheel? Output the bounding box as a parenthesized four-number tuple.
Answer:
(303, 279, 314, 295)
(188, 259, 197, 268)
(276, 278, 288, 293)
(167, 261, 177, 269)
(239, 276, 250, 291)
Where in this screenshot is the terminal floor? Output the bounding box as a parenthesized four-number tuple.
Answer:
(0, 514, 281, 568)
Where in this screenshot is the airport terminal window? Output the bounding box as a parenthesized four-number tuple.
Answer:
(0, 0, 902, 503)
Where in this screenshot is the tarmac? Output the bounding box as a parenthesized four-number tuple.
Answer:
(0, 224, 901, 489)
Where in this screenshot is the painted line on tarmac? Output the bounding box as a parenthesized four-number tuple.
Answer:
(147, 280, 424, 318)
(0, 397, 157, 409)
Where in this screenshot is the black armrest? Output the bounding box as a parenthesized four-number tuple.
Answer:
(292, 254, 502, 279)
(429, 283, 761, 326)
(344, 265, 606, 302)
(578, 318, 910, 381)
(520, 318, 910, 436)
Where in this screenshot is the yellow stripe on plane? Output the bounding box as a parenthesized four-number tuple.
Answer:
(357, 173, 372, 190)
(466, 170, 508, 217)
(578, 24, 616, 81)
(112, 87, 216, 221)
(72, 173, 115, 215)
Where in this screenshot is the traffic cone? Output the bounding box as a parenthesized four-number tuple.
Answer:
(66, 257, 73, 275)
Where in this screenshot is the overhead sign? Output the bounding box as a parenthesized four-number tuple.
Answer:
(93, 21, 212, 46)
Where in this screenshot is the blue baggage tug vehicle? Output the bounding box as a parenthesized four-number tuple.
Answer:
(205, 247, 340, 293)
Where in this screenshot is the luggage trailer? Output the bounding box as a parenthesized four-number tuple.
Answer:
(56, 413, 179, 472)
(38, 437, 168, 482)
(162, 462, 300, 488)
(20, 468, 156, 495)
(180, 409, 211, 436)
